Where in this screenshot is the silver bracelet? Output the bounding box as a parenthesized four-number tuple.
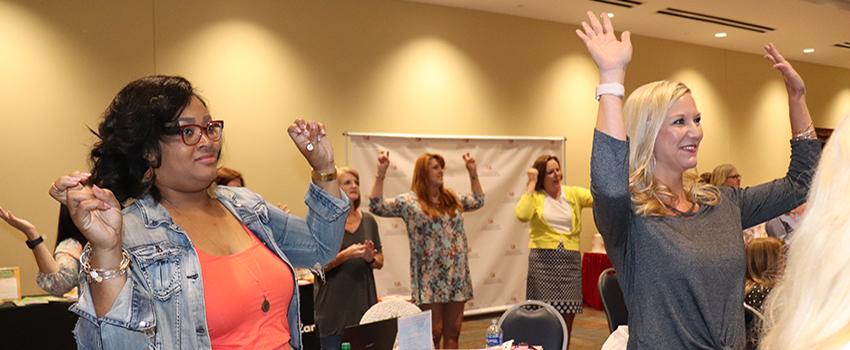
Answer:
(792, 123, 817, 141)
(80, 245, 131, 283)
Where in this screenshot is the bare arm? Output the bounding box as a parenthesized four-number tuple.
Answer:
(0, 207, 60, 274)
(463, 153, 484, 195)
(370, 151, 390, 200)
(575, 11, 633, 140)
(763, 43, 813, 137)
(323, 243, 366, 272)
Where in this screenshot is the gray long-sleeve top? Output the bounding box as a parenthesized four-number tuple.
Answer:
(590, 130, 821, 349)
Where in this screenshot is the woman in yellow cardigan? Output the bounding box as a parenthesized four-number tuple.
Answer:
(515, 155, 593, 340)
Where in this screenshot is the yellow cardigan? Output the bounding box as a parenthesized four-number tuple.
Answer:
(514, 185, 593, 251)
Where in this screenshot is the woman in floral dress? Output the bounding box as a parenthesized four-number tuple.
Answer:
(369, 151, 484, 350)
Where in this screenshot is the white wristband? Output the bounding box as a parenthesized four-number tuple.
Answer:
(596, 83, 625, 101)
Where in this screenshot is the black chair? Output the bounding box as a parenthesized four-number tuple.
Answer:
(497, 300, 568, 350)
(598, 267, 629, 333)
(744, 303, 765, 350)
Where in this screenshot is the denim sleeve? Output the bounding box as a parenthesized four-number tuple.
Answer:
(272, 182, 350, 269)
(70, 274, 156, 349)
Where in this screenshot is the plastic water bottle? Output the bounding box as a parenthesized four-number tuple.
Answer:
(485, 319, 503, 348)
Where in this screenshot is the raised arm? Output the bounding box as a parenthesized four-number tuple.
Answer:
(63, 183, 125, 318)
(370, 151, 390, 200)
(764, 43, 814, 138)
(575, 11, 632, 140)
(462, 153, 483, 195)
(515, 168, 538, 222)
(0, 206, 61, 275)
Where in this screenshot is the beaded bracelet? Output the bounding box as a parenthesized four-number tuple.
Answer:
(80, 245, 131, 283)
(792, 123, 817, 141)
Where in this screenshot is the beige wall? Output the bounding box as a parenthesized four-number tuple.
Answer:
(1, 0, 848, 295)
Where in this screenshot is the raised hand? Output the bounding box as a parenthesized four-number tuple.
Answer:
(764, 43, 805, 97)
(66, 185, 123, 251)
(0, 206, 38, 238)
(377, 151, 390, 177)
(575, 11, 632, 80)
(462, 153, 477, 174)
(287, 119, 334, 172)
(527, 168, 539, 185)
(48, 171, 91, 206)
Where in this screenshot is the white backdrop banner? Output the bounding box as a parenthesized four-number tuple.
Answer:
(346, 133, 564, 315)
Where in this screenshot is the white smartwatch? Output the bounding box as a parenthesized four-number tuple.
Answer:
(596, 82, 625, 101)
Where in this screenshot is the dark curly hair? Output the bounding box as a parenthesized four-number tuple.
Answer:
(88, 75, 200, 203)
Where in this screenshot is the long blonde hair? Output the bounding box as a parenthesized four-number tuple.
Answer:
(624, 80, 720, 216)
(411, 153, 461, 218)
(760, 116, 850, 350)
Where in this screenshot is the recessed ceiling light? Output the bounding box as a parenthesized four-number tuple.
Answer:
(714, 32, 727, 38)
(803, 48, 815, 54)
(606, 13, 615, 18)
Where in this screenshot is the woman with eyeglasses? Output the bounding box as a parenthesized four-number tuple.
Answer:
(710, 164, 742, 188)
(578, 11, 820, 349)
(48, 75, 349, 350)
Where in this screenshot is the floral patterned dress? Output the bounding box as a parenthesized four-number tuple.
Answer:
(370, 191, 484, 304)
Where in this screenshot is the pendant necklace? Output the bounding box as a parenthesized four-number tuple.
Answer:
(244, 250, 271, 313)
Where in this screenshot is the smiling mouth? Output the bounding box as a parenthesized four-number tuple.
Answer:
(681, 145, 698, 153)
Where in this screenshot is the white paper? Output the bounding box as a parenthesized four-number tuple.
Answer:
(398, 310, 433, 350)
(0, 267, 20, 300)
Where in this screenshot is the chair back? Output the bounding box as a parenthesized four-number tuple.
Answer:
(360, 299, 421, 324)
(743, 303, 765, 350)
(497, 300, 568, 350)
(598, 267, 629, 333)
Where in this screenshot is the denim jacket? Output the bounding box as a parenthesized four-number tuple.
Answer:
(71, 184, 349, 349)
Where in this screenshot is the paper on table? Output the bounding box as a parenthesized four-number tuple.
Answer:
(398, 310, 433, 350)
(0, 267, 21, 301)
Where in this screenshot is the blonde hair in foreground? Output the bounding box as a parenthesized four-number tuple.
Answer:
(760, 115, 850, 350)
(623, 80, 720, 216)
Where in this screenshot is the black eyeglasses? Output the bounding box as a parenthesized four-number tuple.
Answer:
(175, 120, 224, 146)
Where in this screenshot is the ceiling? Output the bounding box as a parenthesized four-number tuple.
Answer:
(409, 0, 850, 70)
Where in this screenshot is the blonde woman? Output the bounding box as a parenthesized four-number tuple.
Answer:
(515, 155, 592, 343)
(369, 151, 484, 350)
(576, 11, 820, 349)
(710, 163, 742, 188)
(760, 116, 850, 350)
(315, 167, 383, 349)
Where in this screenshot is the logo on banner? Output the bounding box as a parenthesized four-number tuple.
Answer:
(478, 164, 500, 177)
(483, 272, 504, 285)
(504, 243, 523, 256)
(384, 222, 406, 236)
(385, 280, 408, 294)
(481, 218, 502, 231)
(502, 190, 519, 204)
